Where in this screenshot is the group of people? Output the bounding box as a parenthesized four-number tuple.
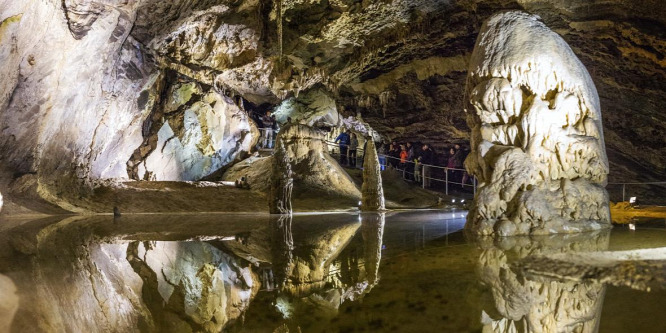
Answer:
(383, 141, 471, 189)
(333, 130, 361, 167)
(384, 142, 435, 186)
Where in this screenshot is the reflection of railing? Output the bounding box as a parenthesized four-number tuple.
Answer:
(607, 181, 666, 205)
(323, 140, 477, 195)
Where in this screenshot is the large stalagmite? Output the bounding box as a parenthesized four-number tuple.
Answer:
(361, 139, 385, 211)
(464, 11, 611, 236)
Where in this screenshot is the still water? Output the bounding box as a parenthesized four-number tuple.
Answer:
(1, 211, 666, 332)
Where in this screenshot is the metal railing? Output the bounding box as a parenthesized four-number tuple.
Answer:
(606, 181, 666, 205)
(378, 154, 477, 195)
(324, 140, 476, 195)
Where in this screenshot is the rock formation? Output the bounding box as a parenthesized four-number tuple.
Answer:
(269, 139, 294, 214)
(225, 124, 361, 211)
(361, 139, 385, 211)
(464, 11, 611, 236)
(476, 231, 610, 332)
(1, 0, 665, 213)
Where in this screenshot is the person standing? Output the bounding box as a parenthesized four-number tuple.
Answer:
(419, 143, 434, 188)
(388, 141, 399, 168)
(334, 130, 351, 165)
(377, 141, 386, 170)
(399, 144, 408, 171)
(405, 142, 415, 180)
(349, 133, 359, 167)
(447, 148, 458, 187)
(262, 111, 275, 148)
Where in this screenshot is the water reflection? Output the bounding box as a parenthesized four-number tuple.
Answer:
(474, 231, 610, 333)
(0, 213, 386, 332)
(4, 213, 666, 332)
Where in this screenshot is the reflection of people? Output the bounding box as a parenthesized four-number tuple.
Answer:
(334, 130, 351, 165)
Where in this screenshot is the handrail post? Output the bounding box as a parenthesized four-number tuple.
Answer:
(473, 176, 476, 195)
(445, 167, 448, 195)
(622, 184, 626, 202)
(422, 164, 425, 189)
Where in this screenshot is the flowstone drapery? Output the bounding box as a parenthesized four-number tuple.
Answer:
(464, 11, 611, 236)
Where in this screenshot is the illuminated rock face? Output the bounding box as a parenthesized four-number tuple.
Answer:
(464, 11, 611, 236)
(132, 81, 257, 181)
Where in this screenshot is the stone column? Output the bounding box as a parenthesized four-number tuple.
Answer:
(269, 139, 293, 215)
(464, 11, 610, 236)
(361, 139, 385, 211)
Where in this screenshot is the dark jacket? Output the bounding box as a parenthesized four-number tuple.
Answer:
(419, 148, 434, 165)
(262, 114, 274, 129)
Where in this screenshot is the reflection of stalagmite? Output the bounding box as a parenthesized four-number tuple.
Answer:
(0, 274, 18, 332)
(269, 139, 293, 214)
(464, 11, 610, 236)
(475, 231, 610, 333)
(270, 215, 294, 289)
(361, 213, 385, 285)
(361, 139, 385, 211)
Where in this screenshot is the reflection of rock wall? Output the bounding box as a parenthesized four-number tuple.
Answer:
(465, 12, 611, 236)
(8, 241, 153, 332)
(476, 231, 610, 333)
(127, 241, 260, 332)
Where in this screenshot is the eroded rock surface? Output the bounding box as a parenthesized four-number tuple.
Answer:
(465, 12, 611, 236)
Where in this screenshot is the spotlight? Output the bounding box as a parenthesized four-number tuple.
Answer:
(358, 201, 362, 206)
(629, 223, 636, 231)
(461, 199, 465, 203)
(452, 199, 456, 203)
(629, 197, 637, 204)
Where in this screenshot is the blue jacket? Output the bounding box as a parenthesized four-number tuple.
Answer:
(335, 132, 350, 146)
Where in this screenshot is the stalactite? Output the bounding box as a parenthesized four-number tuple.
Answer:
(276, 0, 283, 61)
